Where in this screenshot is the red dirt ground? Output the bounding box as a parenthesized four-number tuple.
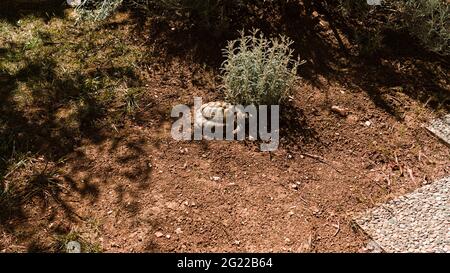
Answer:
(4, 64, 449, 253)
(1, 7, 449, 252)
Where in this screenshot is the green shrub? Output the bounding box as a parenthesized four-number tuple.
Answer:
(397, 0, 450, 55)
(75, 0, 123, 21)
(220, 30, 303, 106)
(333, 0, 449, 55)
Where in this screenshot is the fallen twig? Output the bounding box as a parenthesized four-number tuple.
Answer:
(386, 172, 391, 186)
(301, 153, 343, 173)
(332, 220, 340, 237)
(407, 167, 415, 183)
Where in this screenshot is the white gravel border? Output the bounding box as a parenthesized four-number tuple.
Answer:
(355, 176, 450, 253)
(426, 114, 450, 146)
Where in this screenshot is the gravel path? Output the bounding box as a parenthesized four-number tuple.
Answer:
(355, 176, 450, 253)
(427, 114, 450, 145)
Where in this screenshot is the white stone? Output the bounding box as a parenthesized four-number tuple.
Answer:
(67, 0, 82, 7)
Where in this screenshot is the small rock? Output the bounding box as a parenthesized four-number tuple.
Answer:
(66, 241, 81, 253)
(175, 228, 183, 234)
(284, 238, 292, 245)
(331, 105, 348, 117)
(211, 176, 221, 181)
(346, 114, 359, 124)
(166, 234, 171, 239)
(67, 0, 82, 7)
(166, 201, 178, 210)
(155, 231, 164, 238)
(311, 206, 321, 216)
(291, 184, 298, 190)
(364, 121, 372, 127)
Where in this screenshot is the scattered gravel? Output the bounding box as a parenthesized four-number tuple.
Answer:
(365, 240, 383, 253)
(427, 114, 450, 145)
(355, 176, 450, 253)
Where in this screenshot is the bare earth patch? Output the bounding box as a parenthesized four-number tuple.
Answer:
(2, 72, 449, 252)
(1, 8, 449, 253)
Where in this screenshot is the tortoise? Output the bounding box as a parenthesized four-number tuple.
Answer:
(194, 101, 248, 140)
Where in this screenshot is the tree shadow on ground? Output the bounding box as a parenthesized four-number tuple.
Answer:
(0, 54, 104, 251)
(280, 101, 320, 148)
(0, 0, 66, 24)
(328, 30, 450, 119)
(0, 34, 158, 251)
(126, 1, 339, 148)
(310, 2, 450, 116)
(131, 1, 337, 82)
(130, 1, 449, 118)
